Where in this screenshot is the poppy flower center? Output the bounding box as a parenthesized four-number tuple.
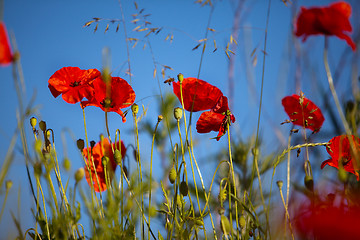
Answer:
(340, 156, 351, 167)
(70, 81, 80, 87)
(100, 97, 113, 109)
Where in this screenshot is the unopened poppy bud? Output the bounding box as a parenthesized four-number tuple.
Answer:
(239, 216, 246, 229)
(179, 181, 188, 196)
(158, 115, 163, 122)
(34, 162, 42, 178)
(131, 104, 139, 115)
(5, 180, 12, 190)
(276, 180, 283, 189)
(75, 168, 85, 182)
(102, 156, 109, 167)
(168, 167, 176, 184)
(76, 139, 85, 150)
(30, 117, 37, 128)
(63, 157, 71, 171)
(177, 73, 184, 83)
(304, 175, 314, 191)
(114, 149, 122, 164)
(39, 120, 47, 132)
(220, 215, 231, 235)
(174, 107, 183, 120)
(90, 140, 96, 148)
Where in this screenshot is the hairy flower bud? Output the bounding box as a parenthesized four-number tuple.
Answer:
(174, 107, 183, 120)
(102, 156, 109, 167)
(168, 167, 176, 184)
(63, 157, 71, 171)
(177, 73, 184, 83)
(75, 168, 85, 182)
(131, 103, 139, 115)
(30, 117, 37, 128)
(304, 175, 314, 191)
(114, 149, 122, 165)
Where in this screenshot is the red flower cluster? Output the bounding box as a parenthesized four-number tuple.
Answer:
(0, 21, 13, 66)
(173, 77, 235, 141)
(48, 67, 135, 122)
(282, 94, 324, 133)
(294, 197, 360, 239)
(294, 1, 356, 51)
(83, 138, 126, 192)
(321, 135, 360, 181)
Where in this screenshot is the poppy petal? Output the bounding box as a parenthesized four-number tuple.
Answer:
(0, 22, 13, 66)
(196, 111, 224, 134)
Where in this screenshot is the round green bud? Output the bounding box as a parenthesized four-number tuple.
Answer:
(102, 156, 109, 167)
(179, 181, 188, 196)
(194, 219, 203, 227)
(114, 149, 122, 165)
(131, 104, 139, 115)
(5, 180, 13, 190)
(76, 139, 85, 151)
(75, 168, 85, 182)
(304, 175, 314, 191)
(239, 216, 246, 229)
(30, 117, 37, 128)
(63, 157, 71, 171)
(177, 73, 184, 83)
(220, 215, 231, 235)
(174, 107, 183, 120)
(168, 167, 177, 184)
(276, 180, 283, 189)
(39, 120, 47, 132)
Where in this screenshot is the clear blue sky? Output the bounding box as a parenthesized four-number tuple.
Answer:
(1, 0, 359, 238)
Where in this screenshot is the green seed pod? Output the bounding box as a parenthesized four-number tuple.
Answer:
(239, 216, 246, 229)
(75, 168, 85, 182)
(30, 117, 37, 128)
(63, 157, 71, 171)
(168, 167, 176, 184)
(131, 103, 139, 115)
(76, 139, 85, 151)
(304, 175, 314, 191)
(114, 149, 122, 165)
(39, 120, 46, 132)
(174, 107, 183, 120)
(5, 180, 13, 190)
(179, 181, 188, 196)
(177, 73, 184, 83)
(220, 215, 231, 235)
(102, 156, 109, 167)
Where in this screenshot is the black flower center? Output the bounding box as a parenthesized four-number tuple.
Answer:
(100, 97, 113, 109)
(70, 81, 80, 87)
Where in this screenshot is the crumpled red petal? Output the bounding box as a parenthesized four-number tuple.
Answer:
(0, 21, 13, 66)
(173, 77, 223, 112)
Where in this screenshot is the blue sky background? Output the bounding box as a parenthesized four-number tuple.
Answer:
(1, 0, 359, 238)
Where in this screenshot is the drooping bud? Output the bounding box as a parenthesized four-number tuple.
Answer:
(179, 181, 188, 196)
(174, 107, 183, 120)
(131, 104, 139, 115)
(30, 117, 37, 128)
(39, 120, 47, 132)
(177, 73, 184, 83)
(304, 175, 314, 191)
(75, 168, 85, 182)
(76, 139, 85, 151)
(114, 149, 122, 165)
(168, 167, 176, 184)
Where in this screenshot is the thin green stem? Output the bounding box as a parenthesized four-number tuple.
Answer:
(37, 178, 50, 240)
(0, 186, 10, 223)
(278, 184, 294, 240)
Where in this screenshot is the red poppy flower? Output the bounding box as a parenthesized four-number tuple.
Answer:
(48, 67, 101, 104)
(83, 138, 126, 192)
(294, 1, 356, 51)
(294, 198, 360, 239)
(172, 77, 224, 112)
(321, 135, 360, 181)
(81, 76, 135, 122)
(282, 94, 325, 132)
(0, 21, 13, 66)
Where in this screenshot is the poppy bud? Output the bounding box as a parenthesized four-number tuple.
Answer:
(63, 157, 71, 171)
(76, 139, 85, 150)
(168, 167, 176, 184)
(177, 73, 184, 83)
(30, 117, 37, 128)
(179, 181, 188, 196)
(239, 216, 246, 229)
(114, 149, 122, 165)
(304, 175, 314, 191)
(5, 180, 12, 190)
(174, 107, 183, 120)
(158, 115, 163, 122)
(276, 180, 283, 189)
(131, 103, 139, 115)
(34, 162, 42, 178)
(220, 215, 231, 235)
(102, 156, 109, 167)
(194, 219, 203, 226)
(218, 207, 225, 215)
(39, 120, 46, 132)
(90, 140, 96, 148)
(75, 168, 85, 182)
